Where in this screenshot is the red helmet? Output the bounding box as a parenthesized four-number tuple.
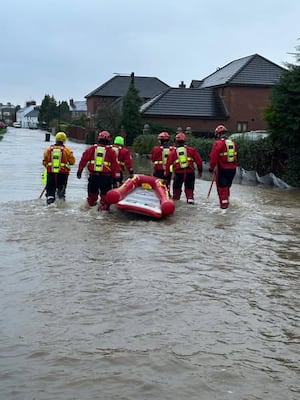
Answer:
(158, 131, 170, 140)
(175, 132, 186, 142)
(215, 125, 227, 135)
(98, 130, 111, 141)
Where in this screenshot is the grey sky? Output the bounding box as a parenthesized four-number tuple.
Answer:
(1, 0, 299, 106)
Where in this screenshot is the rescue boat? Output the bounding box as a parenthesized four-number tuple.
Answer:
(106, 174, 175, 219)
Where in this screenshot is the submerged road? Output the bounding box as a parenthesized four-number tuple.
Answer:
(0, 128, 299, 400)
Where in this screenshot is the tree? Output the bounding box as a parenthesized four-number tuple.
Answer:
(71, 113, 87, 127)
(264, 43, 300, 186)
(58, 101, 71, 124)
(38, 94, 57, 126)
(121, 73, 143, 145)
(265, 66, 300, 147)
(287, 38, 300, 65)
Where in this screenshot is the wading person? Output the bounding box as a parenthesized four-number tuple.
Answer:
(76, 130, 120, 211)
(112, 135, 134, 186)
(42, 131, 75, 205)
(209, 125, 238, 209)
(165, 132, 203, 204)
(150, 132, 175, 183)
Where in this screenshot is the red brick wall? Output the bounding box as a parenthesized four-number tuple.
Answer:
(141, 116, 222, 135)
(86, 96, 119, 128)
(221, 86, 272, 131)
(67, 125, 87, 141)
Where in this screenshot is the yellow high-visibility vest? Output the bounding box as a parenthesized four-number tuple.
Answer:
(174, 146, 192, 168)
(90, 146, 111, 171)
(219, 140, 237, 162)
(47, 146, 69, 173)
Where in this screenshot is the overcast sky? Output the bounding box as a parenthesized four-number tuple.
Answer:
(1, 0, 299, 107)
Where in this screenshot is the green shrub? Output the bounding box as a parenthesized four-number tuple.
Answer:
(132, 133, 299, 186)
(133, 134, 157, 154)
(234, 137, 274, 175)
(0, 127, 7, 141)
(185, 136, 214, 162)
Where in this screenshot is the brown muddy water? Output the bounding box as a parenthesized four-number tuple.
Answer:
(0, 128, 299, 400)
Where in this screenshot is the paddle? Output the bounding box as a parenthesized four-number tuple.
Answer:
(39, 186, 46, 199)
(207, 172, 216, 198)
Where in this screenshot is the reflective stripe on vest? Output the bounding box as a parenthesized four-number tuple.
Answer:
(47, 145, 68, 173)
(174, 146, 192, 169)
(90, 146, 110, 172)
(219, 140, 236, 163)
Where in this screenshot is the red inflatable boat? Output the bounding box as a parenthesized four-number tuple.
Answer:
(106, 174, 175, 219)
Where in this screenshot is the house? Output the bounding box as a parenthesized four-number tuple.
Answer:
(141, 54, 286, 135)
(140, 86, 228, 135)
(16, 101, 39, 128)
(85, 73, 170, 126)
(24, 106, 40, 129)
(69, 99, 87, 119)
(0, 102, 16, 126)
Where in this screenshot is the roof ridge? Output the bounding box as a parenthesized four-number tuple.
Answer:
(202, 54, 255, 83)
(85, 76, 117, 98)
(140, 89, 171, 112)
(228, 54, 256, 83)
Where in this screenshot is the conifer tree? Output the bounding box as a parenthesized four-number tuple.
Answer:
(121, 73, 143, 145)
(38, 94, 57, 126)
(265, 40, 300, 186)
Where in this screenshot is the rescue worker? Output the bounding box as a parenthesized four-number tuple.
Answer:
(209, 125, 238, 209)
(112, 136, 134, 186)
(165, 132, 203, 204)
(150, 131, 175, 181)
(76, 130, 120, 210)
(42, 131, 75, 205)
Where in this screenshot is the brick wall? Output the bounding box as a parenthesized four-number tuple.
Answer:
(221, 86, 272, 132)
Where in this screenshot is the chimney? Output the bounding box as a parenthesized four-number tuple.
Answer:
(70, 99, 74, 107)
(26, 100, 36, 107)
(179, 81, 186, 88)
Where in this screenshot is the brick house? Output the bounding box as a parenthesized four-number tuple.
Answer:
(141, 54, 285, 136)
(85, 73, 170, 127)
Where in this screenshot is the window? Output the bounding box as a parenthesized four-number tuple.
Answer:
(236, 121, 248, 132)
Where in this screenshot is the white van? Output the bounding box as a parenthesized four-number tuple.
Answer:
(13, 122, 21, 128)
(229, 130, 270, 141)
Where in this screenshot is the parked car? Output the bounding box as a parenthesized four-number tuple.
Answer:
(13, 122, 21, 128)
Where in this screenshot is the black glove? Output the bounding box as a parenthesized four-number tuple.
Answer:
(208, 168, 214, 173)
(129, 170, 134, 178)
(163, 174, 171, 187)
(77, 170, 82, 179)
(112, 178, 120, 188)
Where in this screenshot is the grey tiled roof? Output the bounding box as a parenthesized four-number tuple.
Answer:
(190, 80, 203, 88)
(70, 101, 87, 112)
(199, 54, 285, 88)
(25, 107, 40, 117)
(141, 87, 228, 118)
(86, 75, 170, 99)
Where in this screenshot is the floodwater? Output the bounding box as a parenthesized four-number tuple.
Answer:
(0, 128, 299, 400)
